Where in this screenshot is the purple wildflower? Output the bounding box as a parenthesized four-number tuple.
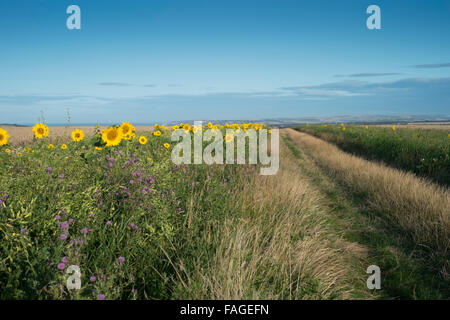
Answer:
(62, 256, 68, 263)
(117, 256, 125, 263)
(97, 294, 105, 300)
(57, 263, 65, 270)
(90, 276, 97, 282)
(60, 234, 67, 240)
(81, 228, 88, 234)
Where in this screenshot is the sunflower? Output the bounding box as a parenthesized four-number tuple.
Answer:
(119, 122, 135, 140)
(147, 157, 152, 162)
(183, 124, 191, 132)
(0, 128, 10, 146)
(207, 122, 213, 129)
(225, 133, 234, 143)
(392, 126, 396, 131)
(163, 143, 170, 149)
(172, 125, 179, 130)
(153, 130, 162, 137)
(32, 123, 49, 139)
(5, 148, 11, 153)
(71, 129, 85, 142)
(365, 126, 369, 129)
(48, 144, 54, 149)
(95, 146, 103, 151)
(101, 126, 123, 147)
(61, 144, 68, 150)
(139, 136, 148, 145)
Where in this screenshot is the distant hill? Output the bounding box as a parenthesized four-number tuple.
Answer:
(0, 124, 29, 127)
(162, 115, 450, 128)
(4, 114, 450, 128)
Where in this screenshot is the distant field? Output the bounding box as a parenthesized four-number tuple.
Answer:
(295, 124, 450, 186)
(374, 122, 450, 130)
(2, 125, 155, 145)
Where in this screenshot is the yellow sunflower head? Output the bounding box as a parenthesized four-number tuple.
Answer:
(5, 148, 11, 153)
(61, 144, 68, 150)
(71, 129, 85, 142)
(163, 143, 170, 149)
(32, 123, 49, 139)
(101, 126, 123, 147)
(138, 136, 148, 145)
(183, 124, 191, 132)
(95, 146, 103, 151)
(225, 133, 234, 143)
(119, 122, 135, 140)
(48, 144, 54, 149)
(172, 125, 179, 130)
(153, 130, 162, 137)
(0, 128, 10, 146)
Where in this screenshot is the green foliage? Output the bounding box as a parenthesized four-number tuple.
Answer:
(0, 130, 255, 299)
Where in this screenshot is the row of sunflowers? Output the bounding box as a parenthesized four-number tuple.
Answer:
(0, 122, 270, 151)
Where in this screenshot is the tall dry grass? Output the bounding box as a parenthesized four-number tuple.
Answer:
(178, 141, 373, 299)
(285, 129, 450, 280)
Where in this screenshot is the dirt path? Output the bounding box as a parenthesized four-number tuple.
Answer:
(281, 128, 449, 299)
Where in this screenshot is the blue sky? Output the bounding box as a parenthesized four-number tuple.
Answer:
(0, 0, 449, 124)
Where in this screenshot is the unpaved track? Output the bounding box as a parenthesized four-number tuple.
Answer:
(281, 128, 450, 298)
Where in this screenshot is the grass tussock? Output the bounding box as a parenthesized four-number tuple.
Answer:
(285, 129, 450, 281)
(179, 143, 374, 300)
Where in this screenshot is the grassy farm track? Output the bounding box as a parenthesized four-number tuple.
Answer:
(282, 128, 450, 299)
